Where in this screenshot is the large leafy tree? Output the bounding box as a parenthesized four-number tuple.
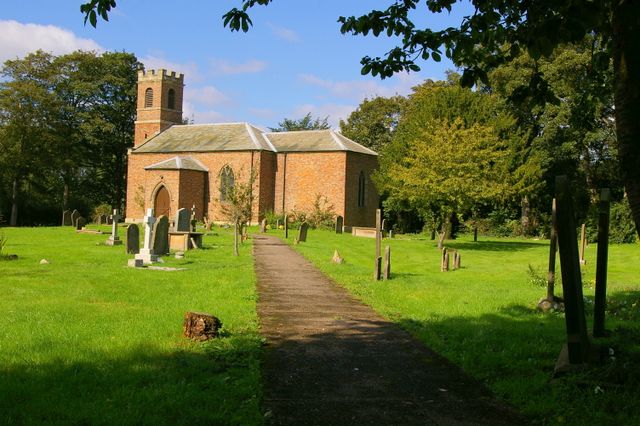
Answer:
(268, 112, 330, 132)
(82, 0, 640, 238)
(339, 95, 406, 153)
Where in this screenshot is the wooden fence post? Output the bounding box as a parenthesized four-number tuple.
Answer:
(593, 188, 611, 338)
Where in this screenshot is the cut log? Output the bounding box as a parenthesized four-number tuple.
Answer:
(183, 311, 221, 341)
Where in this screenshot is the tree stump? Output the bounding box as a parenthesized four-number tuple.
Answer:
(183, 312, 221, 341)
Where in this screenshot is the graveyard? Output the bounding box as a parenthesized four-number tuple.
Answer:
(1, 220, 639, 424)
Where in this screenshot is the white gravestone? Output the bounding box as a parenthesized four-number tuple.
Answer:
(106, 209, 123, 245)
(135, 208, 158, 264)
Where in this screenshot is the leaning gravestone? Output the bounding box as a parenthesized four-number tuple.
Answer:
(75, 216, 86, 230)
(126, 224, 140, 254)
(298, 222, 309, 242)
(260, 218, 267, 233)
(152, 215, 170, 255)
(70, 210, 80, 227)
(175, 208, 190, 232)
(335, 216, 343, 234)
(62, 210, 72, 226)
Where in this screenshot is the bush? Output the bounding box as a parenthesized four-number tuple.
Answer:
(586, 199, 638, 244)
(263, 210, 285, 227)
(306, 195, 336, 230)
(91, 203, 112, 223)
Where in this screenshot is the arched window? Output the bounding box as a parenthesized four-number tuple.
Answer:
(219, 165, 235, 202)
(167, 88, 176, 109)
(358, 171, 366, 207)
(144, 88, 154, 108)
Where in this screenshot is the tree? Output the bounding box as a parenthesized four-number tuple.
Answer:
(268, 112, 330, 132)
(218, 170, 256, 256)
(339, 95, 406, 153)
(82, 0, 640, 239)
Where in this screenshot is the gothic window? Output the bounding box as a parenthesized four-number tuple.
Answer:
(219, 165, 235, 202)
(358, 171, 366, 207)
(167, 89, 176, 110)
(144, 88, 153, 108)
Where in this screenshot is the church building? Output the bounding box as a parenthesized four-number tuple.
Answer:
(125, 69, 379, 227)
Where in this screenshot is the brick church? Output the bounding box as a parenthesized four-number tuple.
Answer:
(125, 69, 379, 227)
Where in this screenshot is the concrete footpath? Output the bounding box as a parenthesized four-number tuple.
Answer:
(253, 234, 526, 425)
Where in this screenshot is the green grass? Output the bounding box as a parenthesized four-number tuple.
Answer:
(0, 226, 262, 425)
(279, 228, 640, 426)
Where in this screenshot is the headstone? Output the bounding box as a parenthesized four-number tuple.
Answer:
(70, 210, 80, 227)
(99, 214, 107, 225)
(128, 258, 143, 268)
(152, 215, 170, 255)
(126, 224, 140, 254)
(107, 216, 113, 225)
(383, 245, 391, 280)
(593, 188, 611, 338)
(260, 218, 267, 233)
(381, 219, 387, 232)
(375, 209, 382, 259)
(298, 222, 309, 242)
(374, 256, 382, 280)
(75, 216, 86, 230)
(175, 208, 190, 232)
(332, 249, 344, 264)
(191, 205, 197, 232)
(335, 215, 343, 234)
(106, 209, 122, 245)
(440, 247, 449, 272)
(555, 175, 590, 366)
(453, 252, 461, 270)
(62, 210, 72, 226)
(135, 208, 158, 264)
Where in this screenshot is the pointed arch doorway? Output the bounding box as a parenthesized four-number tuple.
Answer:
(154, 186, 171, 218)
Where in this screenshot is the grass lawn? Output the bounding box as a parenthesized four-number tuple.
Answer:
(0, 226, 262, 425)
(279, 228, 640, 426)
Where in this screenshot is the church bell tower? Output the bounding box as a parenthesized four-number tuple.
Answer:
(134, 69, 184, 147)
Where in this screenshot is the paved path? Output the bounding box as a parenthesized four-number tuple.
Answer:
(253, 235, 525, 425)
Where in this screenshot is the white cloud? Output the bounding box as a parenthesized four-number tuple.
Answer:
(185, 85, 232, 107)
(0, 20, 103, 64)
(292, 103, 357, 129)
(248, 107, 278, 119)
(211, 58, 267, 75)
(139, 53, 203, 82)
(267, 23, 300, 42)
(298, 72, 425, 101)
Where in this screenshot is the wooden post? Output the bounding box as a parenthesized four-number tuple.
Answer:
(579, 223, 587, 265)
(284, 214, 289, 238)
(453, 252, 461, 270)
(440, 247, 447, 272)
(593, 189, 611, 338)
(555, 176, 590, 364)
(547, 198, 558, 301)
(383, 246, 391, 280)
(443, 252, 450, 272)
(375, 209, 382, 259)
(473, 226, 478, 242)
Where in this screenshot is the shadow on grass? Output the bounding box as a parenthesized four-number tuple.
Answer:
(0, 335, 262, 425)
(443, 240, 546, 252)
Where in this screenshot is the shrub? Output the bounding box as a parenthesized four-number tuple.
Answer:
(91, 203, 112, 223)
(306, 195, 336, 229)
(586, 199, 638, 244)
(264, 210, 285, 227)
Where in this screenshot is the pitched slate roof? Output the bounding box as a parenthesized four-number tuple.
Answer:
(132, 123, 376, 156)
(133, 123, 272, 153)
(144, 156, 209, 172)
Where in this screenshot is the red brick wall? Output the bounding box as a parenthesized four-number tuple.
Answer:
(344, 152, 379, 227)
(178, 170, 206, 220)
(274, 152, 347, 218)
(258, 151, 277, 219)
(134, 70, 183, 147)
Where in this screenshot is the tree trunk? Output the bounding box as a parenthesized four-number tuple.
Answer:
(233, 221, 239, 256)
(10, 178, 18, 226)
(613, 1, 640, 240)
(521, 195, 531, 236)
(63, 181, 69, 212)
(183, 311, 221, 341)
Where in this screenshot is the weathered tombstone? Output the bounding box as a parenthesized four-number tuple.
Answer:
(593, 188, 611, 338)
(555, 175, 590, 367)
(381, 219, 387, 232)
(99, 214, 107, 225)
(298, 222, 309, 242)
(75, 216, 86, 230)
(332, 249, 344, 264)
(374, 256, 382, 280)
(107, 216, 113, 225)
(126, 224, 140, 254)
(284, 215, 289, 238)
(70, 210, 80, 227)
(135, 208, 158, 264)
(453, 252, 461, 270)
(375, 209, 382, 259)
(473, 226, 478, 242)
(106, 209, 122, 246)
(62, 210, 72, 226)
(579, 223, 587, 265)
(440, 247, 449, 272)
(260, 218, 267, 233)
(335, 215, 343, 234)
(175, 208, 190, 232)
(152, 215, 170, 255)
(383, 245, 391, 280)
(190, 205, 197, 232)
(183, 311, 221, 341)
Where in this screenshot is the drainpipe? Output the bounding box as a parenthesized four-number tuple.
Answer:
(281, 153, 287, 213)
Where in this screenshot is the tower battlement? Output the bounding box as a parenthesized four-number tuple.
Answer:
(138, 68, 184, 84)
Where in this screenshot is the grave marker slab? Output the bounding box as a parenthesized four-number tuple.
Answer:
(126, 224, 140, 254)
(106, 209, 122, 245)
(70, 210, 80, 227)
(175, 208, 190, 232)
(152, 215, 170, 255)
(75, 217, 86, 230)
(335, 216, 343, 234)
(298, 222, 309, 242)
(135, 208, 158, 264)
(62, 210, 71, 226)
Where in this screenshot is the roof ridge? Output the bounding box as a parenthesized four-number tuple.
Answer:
(245, 123, 263, 150)
(329, 129, 347, 151)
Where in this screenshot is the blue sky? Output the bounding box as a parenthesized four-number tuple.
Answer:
(1, 1, 473, 129)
